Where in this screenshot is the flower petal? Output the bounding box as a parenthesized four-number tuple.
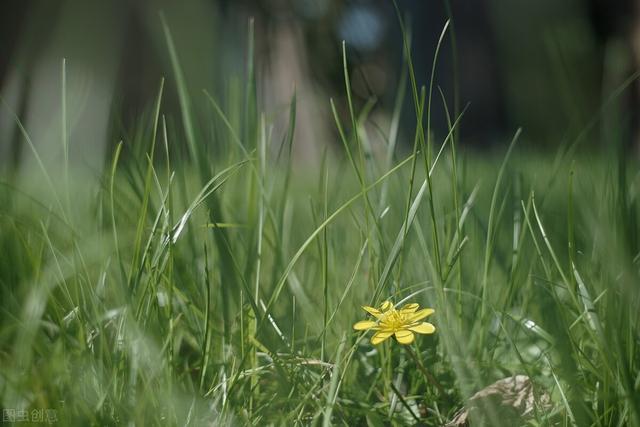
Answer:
(394, 330, 415, 344)
(362, 306, 383, 318)
(399, 303, 419, 314)
(408, 308, 434, 322)
(408, 322, 436, 334)
(353, 320, 378, 331)
(371, 330, 394, 345)
(379, 300, 394, 312)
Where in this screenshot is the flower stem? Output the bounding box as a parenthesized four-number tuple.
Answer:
(405, 345, 445, 395)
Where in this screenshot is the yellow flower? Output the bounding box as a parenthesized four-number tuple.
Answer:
(353, 300, 435, 345)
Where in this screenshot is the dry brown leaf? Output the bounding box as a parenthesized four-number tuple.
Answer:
(447, 375, 551, 426)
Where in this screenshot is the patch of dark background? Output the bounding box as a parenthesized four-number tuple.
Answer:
(0, 0, 638, 159)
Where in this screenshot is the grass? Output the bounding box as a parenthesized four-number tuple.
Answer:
(1, 13, 640, 427)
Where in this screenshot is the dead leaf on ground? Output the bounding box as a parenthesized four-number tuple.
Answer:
(447, 375, 551, 426)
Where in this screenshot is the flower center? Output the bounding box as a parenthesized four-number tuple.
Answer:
(381, 309, 407, 330)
